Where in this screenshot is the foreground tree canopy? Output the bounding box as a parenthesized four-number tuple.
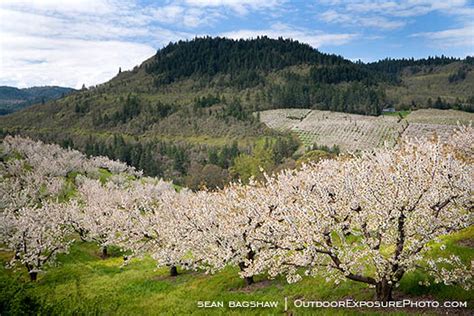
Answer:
(0, 127, 472, 301)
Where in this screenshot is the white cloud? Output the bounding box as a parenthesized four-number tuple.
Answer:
(182, 8, 207, 28)
(147, 0, 284, 27)
(0, 1, 192, 88)
(152, 5, 185, 24)
(317, 0, 472, 31)
(0, 8, 150, 40)
(0, 0, 120, 14)
(221, 23, 357, 48)
(184, 0, 285, 15)
(320, 9, 405, 30)
(0, 32, 155, 89)
(411, 24, 474, 48)
(151, 5, 222, 28)
(320, 0, 470, 17)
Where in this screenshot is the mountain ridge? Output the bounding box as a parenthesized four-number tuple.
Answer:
(0, 85, 75, 115)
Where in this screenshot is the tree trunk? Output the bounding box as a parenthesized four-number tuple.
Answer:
(238, 262, 254, 286)
(243, 275, 254, 286)
(101, 246, 108, 259)
(238, 250, 255, 286)
(169, 266, 178, 277)
(375, 279, 393, 301)
(29, 271, 38, 281)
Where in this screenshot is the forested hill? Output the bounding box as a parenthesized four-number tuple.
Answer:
(145, 36, 349, 82)
(0, 37, 473, 188)
(0, 86, 75, 115)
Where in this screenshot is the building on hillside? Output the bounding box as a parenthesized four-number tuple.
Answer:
(382, 107, 396, 113)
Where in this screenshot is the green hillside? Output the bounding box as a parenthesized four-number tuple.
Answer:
(0, 37, 473, 187)
(0, 86, 75, 115)
(386, 61, 474, 108)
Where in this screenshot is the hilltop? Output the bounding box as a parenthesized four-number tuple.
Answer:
(0, 37, 473, 187)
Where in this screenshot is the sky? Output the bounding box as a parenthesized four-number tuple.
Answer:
(0, 0, 473, 89)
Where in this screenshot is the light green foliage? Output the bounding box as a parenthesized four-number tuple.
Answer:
(230, 138, 286, 183)
(98, 168, 112, 184)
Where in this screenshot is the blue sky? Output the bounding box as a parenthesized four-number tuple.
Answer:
(0, 0, 473, 88)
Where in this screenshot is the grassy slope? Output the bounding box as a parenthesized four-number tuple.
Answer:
(386, 62, 474, 106)
(1, 227, 472, 315)
(0, 65, 273, 150)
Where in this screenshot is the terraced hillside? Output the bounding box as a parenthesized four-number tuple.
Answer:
(259, 108, 474, 151)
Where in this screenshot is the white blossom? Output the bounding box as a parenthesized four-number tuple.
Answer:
(0, 202, 73, 280)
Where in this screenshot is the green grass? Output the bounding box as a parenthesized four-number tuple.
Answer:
(1, 227, 473, 315)
(398, 227, 474, 301)
(98, 168, 112, 184)
(0, 248, 367, 315)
